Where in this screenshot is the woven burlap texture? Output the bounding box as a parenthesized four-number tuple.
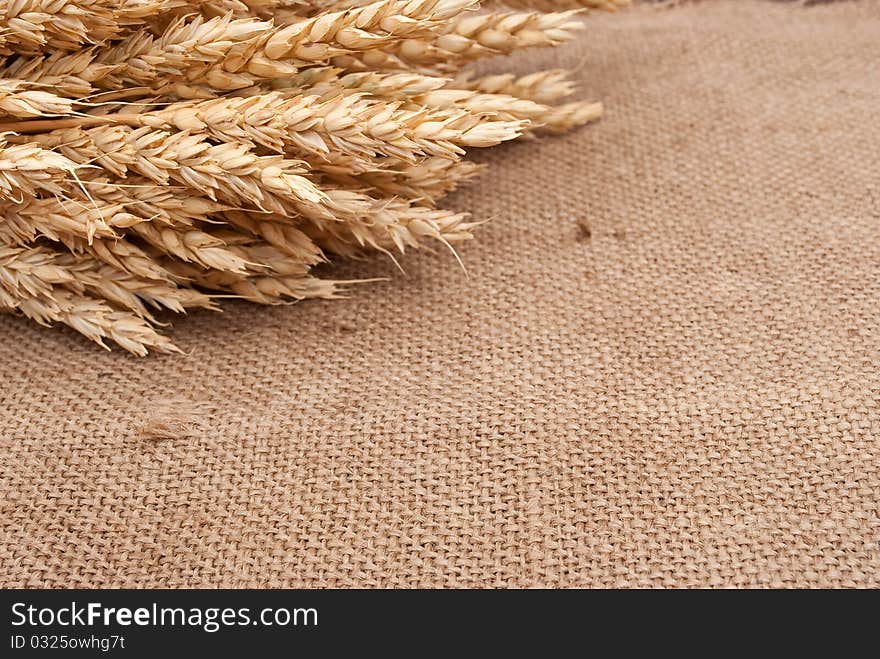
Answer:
(2, 0, 878, 588)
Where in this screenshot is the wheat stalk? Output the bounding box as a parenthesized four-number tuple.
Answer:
(450, 69, 577, 104)
(486, 0, 629, 11)
(0, 0, 622, 353)
(0, 139, 81, 201)
(0, 1, 118, 56)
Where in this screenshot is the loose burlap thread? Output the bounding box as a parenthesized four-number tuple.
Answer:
(1, 0, 878, 588)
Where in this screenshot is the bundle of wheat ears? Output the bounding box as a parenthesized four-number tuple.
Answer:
(0, 0, 625, 354)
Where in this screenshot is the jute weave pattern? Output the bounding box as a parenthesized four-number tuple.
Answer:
(2, 0, 878, 588)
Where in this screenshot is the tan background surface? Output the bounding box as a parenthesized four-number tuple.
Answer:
(2, 0, 878, 588)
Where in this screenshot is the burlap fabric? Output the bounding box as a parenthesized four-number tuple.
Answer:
(2, 0, 878, 588)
